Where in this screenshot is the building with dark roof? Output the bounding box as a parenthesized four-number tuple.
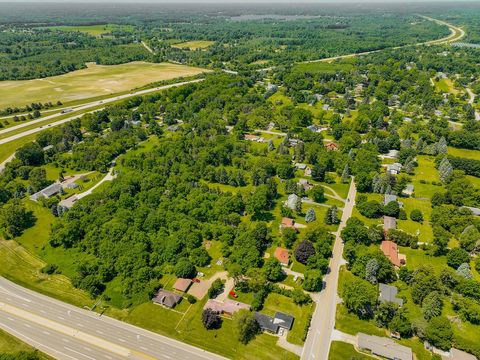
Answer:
(152, 290, 182, 308)
(254, 312, 294, 334)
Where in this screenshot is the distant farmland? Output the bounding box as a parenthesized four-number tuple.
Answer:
(0, 62, 208, 108)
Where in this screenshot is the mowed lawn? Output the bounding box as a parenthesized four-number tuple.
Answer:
(46, 24, 134, 37)
(172, 40, 215, 50)
(448, 146, 480, 160)
(0, 61, 208, 108)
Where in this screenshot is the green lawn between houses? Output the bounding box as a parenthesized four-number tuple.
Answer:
(328, 341, 374, 360)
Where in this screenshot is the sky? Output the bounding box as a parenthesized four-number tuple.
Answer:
(0, 0, 478, 2)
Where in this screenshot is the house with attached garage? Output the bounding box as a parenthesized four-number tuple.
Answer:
(254, 312, 294, 335)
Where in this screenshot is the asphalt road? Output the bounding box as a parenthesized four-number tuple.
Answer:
(301, 179, 357, 360)
(0, 277, 226, 360)
(0, 79, 204, 145)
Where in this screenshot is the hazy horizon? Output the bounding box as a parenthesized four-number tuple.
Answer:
(0, 0, 479, 3)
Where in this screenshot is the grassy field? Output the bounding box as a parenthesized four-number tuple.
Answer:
(46, 24, 134, 37)
(448, 147, 480, 160)
(0, 329, 51, 359)
(0, 61, 208, 108)
(172, 40, 215, 50)
(0, 133, 36, 163)
(328, 341, 374, 360)
(434, 78, 460, 95)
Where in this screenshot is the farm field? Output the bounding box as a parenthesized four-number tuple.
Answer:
(45, 24, 134, 36)
(172, 40, 215, 50)
(0, 61, 208, 109)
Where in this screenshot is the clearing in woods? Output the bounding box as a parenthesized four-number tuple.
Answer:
(0, 61, 208, 109)
(172, 40, 215, 50)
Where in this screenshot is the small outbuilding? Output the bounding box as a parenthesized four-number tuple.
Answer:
(173, 278, 192, 293)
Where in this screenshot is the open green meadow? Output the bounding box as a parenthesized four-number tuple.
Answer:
(448, 146, 480, 160)
(328, 341, 374, 360)
(172, 40, 215, 50)
(45, 24, 134, 37)
(0, 61, 208, 109)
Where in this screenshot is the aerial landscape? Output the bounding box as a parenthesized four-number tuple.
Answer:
(0, 1, 480, 359)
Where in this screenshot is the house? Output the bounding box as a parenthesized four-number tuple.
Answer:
(379, 283, 403, 306)
(384, 216, 397, 231)
(357, 333, 412, 360)
(280, 217, 296, 230)
(274, 247, 289, 266)
(381, 240, 406, 268)
(285, 193, 300, 210)
(442, 348, 477, 360)
(288, 138, 300, 146)
(298, 179, 314, 191)
(403, 117, 413, 123)
(244, 134, 260, 142)
(322, 104, 330, 111)
(152, 289, 182, 308)
(254, 312, 294, 334)
(42, 145, 54, 152)
(65, 182, 79, 190)
(384, 194, 398, 206)
(402, 184, 414, 197)
(325, 142, 339, 151)
(172, 278, 192, 293)
(462, 206, 480, 216)
(204, 299, 250, 316)
(386, 163, 402, 175)
(30, 183, 62, 201)
(307, 124, 321, 133)
(58, 196, 78, 210)
(295, 163, 307, 171)
(379, 150, 399, 160)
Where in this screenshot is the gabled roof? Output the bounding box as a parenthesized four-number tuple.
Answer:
(358, 333, 412, 360)
(204, 299, 250, 315)
(152, 289, 182, 308)
(384, 216, 397, 230)
(274, 247, 289, 266)
(254, 312, 278, 333)
(381, 241, 402, 267)
(281, 217, 295, 228)
(173, 278, 192, 292)
(274, 312, 294, 330)
(379, 283, 403, 306)
(384, 194, 397, 205)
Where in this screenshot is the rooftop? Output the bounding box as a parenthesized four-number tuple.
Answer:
(204, 299, 250, 315)
(274, 247, 289, 266)
(173, 278, 192, 292)
(379, 283, 403, 306)
(152, 289, 182, 308)
(357, 333, 412, 360)
(384, 216, 397, 230)
(380, 240, 403, 267)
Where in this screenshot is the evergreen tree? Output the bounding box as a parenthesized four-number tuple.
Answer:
(324, 205, 339, 225)
(305, 208, 316, 223)
(365, 258, 379, 284)
(436, 137, 448, 155)
(268, 139, 274, 152)
(341, 164, 350, 183)
(438, 157, 453, 183)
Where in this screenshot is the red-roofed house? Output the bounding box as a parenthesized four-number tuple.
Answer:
(380, 241, 406, 268)
(280, 217, 296, 230)
(274, 247, 290, 266)
(173, 278, 192, 292)
(325, 142, 339, 151)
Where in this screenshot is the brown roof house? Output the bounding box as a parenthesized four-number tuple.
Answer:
(152, 289, 182, 308)
(280, 217, 296, 231)
(381, 241, 406, 268)
(325, 142, 339, 151)
(204, 299, 250, 316)
(274, 247, 289, 267)
(173, 278, 192, 293)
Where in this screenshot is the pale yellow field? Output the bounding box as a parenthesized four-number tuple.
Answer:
(172, 40, 215, 50)
(0, 62, 207, 108)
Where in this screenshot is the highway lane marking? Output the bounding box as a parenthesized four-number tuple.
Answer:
(0, 302, 131, 357)
(42, 331, 50, 335)
(0, 321, 78, 360)
(64, 346, 96, 360)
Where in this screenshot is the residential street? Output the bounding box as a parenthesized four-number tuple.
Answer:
(0, 277, 226, 360)
(301, 179, 357, 360)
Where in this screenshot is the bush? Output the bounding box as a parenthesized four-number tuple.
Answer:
(447, 248, 470, 269)
(294, 240, 316, 264)
(186, 294, 197, 304)
(202, 308, 222, 330)
(208, 278, 225, 299)
(302, 270, 323, 292)
(41, 263, 58, 275)
(410, 209, 423, 223)
(384, 201, 400, 218)
(425, 316, 453, 350)
(358, 200, 384, 218)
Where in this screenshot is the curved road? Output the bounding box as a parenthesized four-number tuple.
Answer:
(0, 277, 225, 360)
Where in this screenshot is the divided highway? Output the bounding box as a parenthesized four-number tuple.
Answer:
(0, 79, 204, 145)
(0, 277, 225, 360)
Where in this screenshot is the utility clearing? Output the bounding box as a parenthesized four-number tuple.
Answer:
(0, 61, 207, 109)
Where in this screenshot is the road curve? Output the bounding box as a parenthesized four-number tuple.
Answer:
(0, 277, 226, 360)
(301, 179, 357, 360)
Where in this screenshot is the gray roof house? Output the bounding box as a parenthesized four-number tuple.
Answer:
(357, 333, 412, 360)
(285, 193, 300, 210)
(386, 163, 402, 175)
(442, 348, 477, 360)
(152, 289, 182, 308)
(384, 194, 397, 206)
(254, 312, 294, 334)
(379, 283, 403, 306)
(30, 183, 62, 201)
(58, 196, 78, 210)
(384, 216, 397, 231)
